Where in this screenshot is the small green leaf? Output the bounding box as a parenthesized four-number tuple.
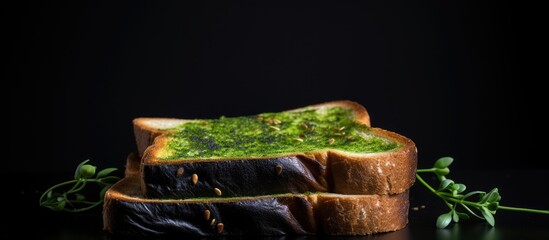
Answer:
(57, 198, 66, 210)
(46, 191, 52, 199)
(439, 179, 454, 190)
(452, 211, 459, 222)
(436, 212, 453, 228)
(74, 159, 91, 179)
(481, 207, 495, 226)
(487, 202, 499, 212)
(456, 184, 467, 193)
(97, 168, 118, 178)
(487, 188, 501, 203)
(481, 188, 499, 204)
(457, 212, 470, 220)
(75, 193, 86, 201)
(99, 185, 110, 199)
(435, 157, 454, 169)
(435, 168, 450, 177)
(79, 164, 97, 179)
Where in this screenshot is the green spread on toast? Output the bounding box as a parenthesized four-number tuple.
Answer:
(160, 107, 398, 160)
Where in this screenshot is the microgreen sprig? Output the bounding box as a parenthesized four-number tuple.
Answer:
(416, 157, 549, 228)
(39, 160, 120, 212)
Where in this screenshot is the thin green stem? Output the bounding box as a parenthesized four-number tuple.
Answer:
(416, 174, 453, 209)
(68, 180, 87, 194)
(498, 206, 549, 214)
(415, 174, 436, 193)
(416, 168, 436, 173)
(459, 203, 483, 219)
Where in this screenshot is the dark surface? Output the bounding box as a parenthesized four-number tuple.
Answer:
(4, 169, 548, 240)
(6, 0, 547, 175)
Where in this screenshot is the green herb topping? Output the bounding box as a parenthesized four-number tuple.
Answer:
(160, 107, 398, 160)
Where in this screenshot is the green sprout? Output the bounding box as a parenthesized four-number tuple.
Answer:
(416, 157, 549, 228)
(39, 160, 120, 212)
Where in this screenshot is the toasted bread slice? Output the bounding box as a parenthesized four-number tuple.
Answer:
(103, 154, 409, 237)
(133, 101, 417, 198)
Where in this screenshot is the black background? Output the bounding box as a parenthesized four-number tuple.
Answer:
(5, 0, 545, 174)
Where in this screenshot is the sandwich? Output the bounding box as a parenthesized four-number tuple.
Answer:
(103, 100, 417, 237)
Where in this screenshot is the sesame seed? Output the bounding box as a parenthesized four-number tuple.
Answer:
(214, 188, 222, 196)
(328, 138, 335, 145)
(275, 165, 283, 175)
(294, 138, 304, 142)
(210, 218, 216, 226)
(204, 210, 211, 220)
(412, 207, 419, 211)
(269, 126, 280, 131)
(300, 123, 309, 129)
(176, 168, 184, 176)
(421, 205, 426, 209)
(217, 223, 224, 233)
(273, 119, 282, 124)
(347, 136, 354, 140)
(192, 174, 198, 185)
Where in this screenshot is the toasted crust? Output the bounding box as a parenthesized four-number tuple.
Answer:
(133, 118, 189, 158)
(103, 176, 409, 236)
(328, 128, 417, 194)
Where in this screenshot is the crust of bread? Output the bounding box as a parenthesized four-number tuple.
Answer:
(103, 176, 409, 236)
(133, 118, 189, 158)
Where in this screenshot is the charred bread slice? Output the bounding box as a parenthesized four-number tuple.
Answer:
(103, 154, 409, 237)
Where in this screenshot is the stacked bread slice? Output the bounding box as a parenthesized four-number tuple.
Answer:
(103, 101, 417, 237)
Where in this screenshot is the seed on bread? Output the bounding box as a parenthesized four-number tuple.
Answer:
(192, 174, 198, 185)
(268, 125, 280, 131)
(275, 165, 283, 175)
(328, 138, 335, 145)
(273, 119, 282, 124)
(214, 188, 222, 196)
(294, 137, 304, 142)
(203, 210, 210, 220)
(210, 218, 216, 226)
(217, 223, 224, 233)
